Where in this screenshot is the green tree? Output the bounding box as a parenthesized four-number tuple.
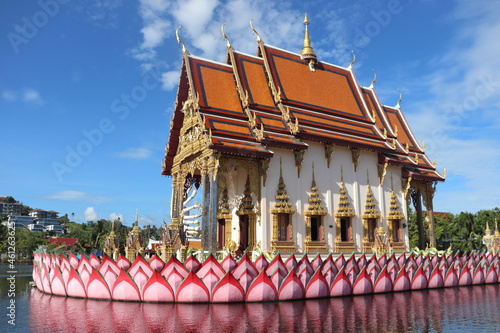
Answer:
(15, 229, 46, 259)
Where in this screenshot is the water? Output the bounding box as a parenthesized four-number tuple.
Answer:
(1, 263, 499, 332)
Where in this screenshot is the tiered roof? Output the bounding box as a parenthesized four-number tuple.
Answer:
(162, 21, 444, 183)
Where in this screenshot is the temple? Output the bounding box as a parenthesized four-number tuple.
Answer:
(161, 16, 445, 256)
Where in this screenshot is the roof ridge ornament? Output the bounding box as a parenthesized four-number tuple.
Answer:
(175, 26, 188, 55)
(221, 23, 231, 48)
(348, 50, 356, 70)
(250, 18, 262, 42)
(395, 88, 402, 109)
(300, 13, 317, 71)
(369, 69, 377, 89)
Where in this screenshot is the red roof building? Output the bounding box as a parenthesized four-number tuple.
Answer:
(162, 17, 444, 254)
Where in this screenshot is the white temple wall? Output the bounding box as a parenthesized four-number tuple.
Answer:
(227, 141, 410, 252)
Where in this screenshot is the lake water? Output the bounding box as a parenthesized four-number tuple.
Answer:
(1, 263, 499, 332)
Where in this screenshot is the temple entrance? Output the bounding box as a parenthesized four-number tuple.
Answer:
(238, 215, 249, 253)
(340, 217, 351, 242)
(217, 219, 226, 249)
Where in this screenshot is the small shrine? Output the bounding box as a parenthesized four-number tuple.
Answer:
(103, 218, 120, 260)
(483, 219, 500, 253)
(124, 210, 144, 262)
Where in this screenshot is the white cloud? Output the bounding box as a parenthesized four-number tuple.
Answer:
(1, 88, 44, 104)
(161, 70, 180, 90)
(115, 147, 153, 159)
(23, 89, 43, 104)
(1, 90, 17, 101)
(109, 212, 124, 222)
(405, 1, 500, 213)
(84, 207, 99, 221)
(45, 190, 111, 204)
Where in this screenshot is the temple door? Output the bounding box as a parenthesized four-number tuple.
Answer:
(239, 215, 249, 252)
(217, 219, 226, 249)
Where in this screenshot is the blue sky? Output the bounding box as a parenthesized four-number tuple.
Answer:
(1, 0, 499, 227)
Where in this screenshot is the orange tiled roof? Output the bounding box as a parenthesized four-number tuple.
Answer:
(162, 38, 444, 182)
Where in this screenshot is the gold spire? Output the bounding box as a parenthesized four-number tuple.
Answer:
(305, 162, 327, 216)
(271, 158, 295, 214)
(175, 26, 188, 55)
(300, 13, 317, 70)
(335, 167, 355, 218)
(495, 219, 500, 237)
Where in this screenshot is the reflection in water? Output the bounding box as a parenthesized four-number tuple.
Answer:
(29, 284, 500, 332)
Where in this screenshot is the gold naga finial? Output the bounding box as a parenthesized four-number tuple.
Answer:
(348, 50, 356, 69)
(421, 140, 426, 152)
(250, 18, 261, 42)
(443, 168, 447, 179)
(369, 69, 377, 89)
(221, 23, 231, 48)
(300, 13, 317, 71)
(175, 26, 188, 54)
(395, 88, 403, 109)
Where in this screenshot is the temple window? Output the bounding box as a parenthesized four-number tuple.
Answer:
(278, 213, 291, 241)
(367, 218, 377, 242)
(391, 220, 401, 242)
(310, 215, 323, 241)
(340, 217, 352, 242)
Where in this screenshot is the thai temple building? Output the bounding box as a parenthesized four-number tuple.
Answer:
(161, 16, 445, 256)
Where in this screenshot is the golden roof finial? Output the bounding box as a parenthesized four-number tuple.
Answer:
(250, 18, 262, 42)
(300, 13, 317, 70)
(175, 26, 188, 55)
(221, 23, 231, 48)
(396, 88, 403, 109)
(369, 69, 376, 89)
(348, 50, 356, 69)
(495, 219, 500, 237)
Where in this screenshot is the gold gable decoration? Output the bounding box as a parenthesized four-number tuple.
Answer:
(270, 160, 296, 252)
(334, 179, 355, 218)
(386, 190, 404, 221)
(304, 163, 328, 252)
(304, 164, 327, 217)
(361, 184, 381, 219)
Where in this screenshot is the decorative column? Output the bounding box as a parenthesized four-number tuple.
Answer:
(422, 182, 437, 248)
(201, 170, 210, 254)
(411, 188, 426, 250)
